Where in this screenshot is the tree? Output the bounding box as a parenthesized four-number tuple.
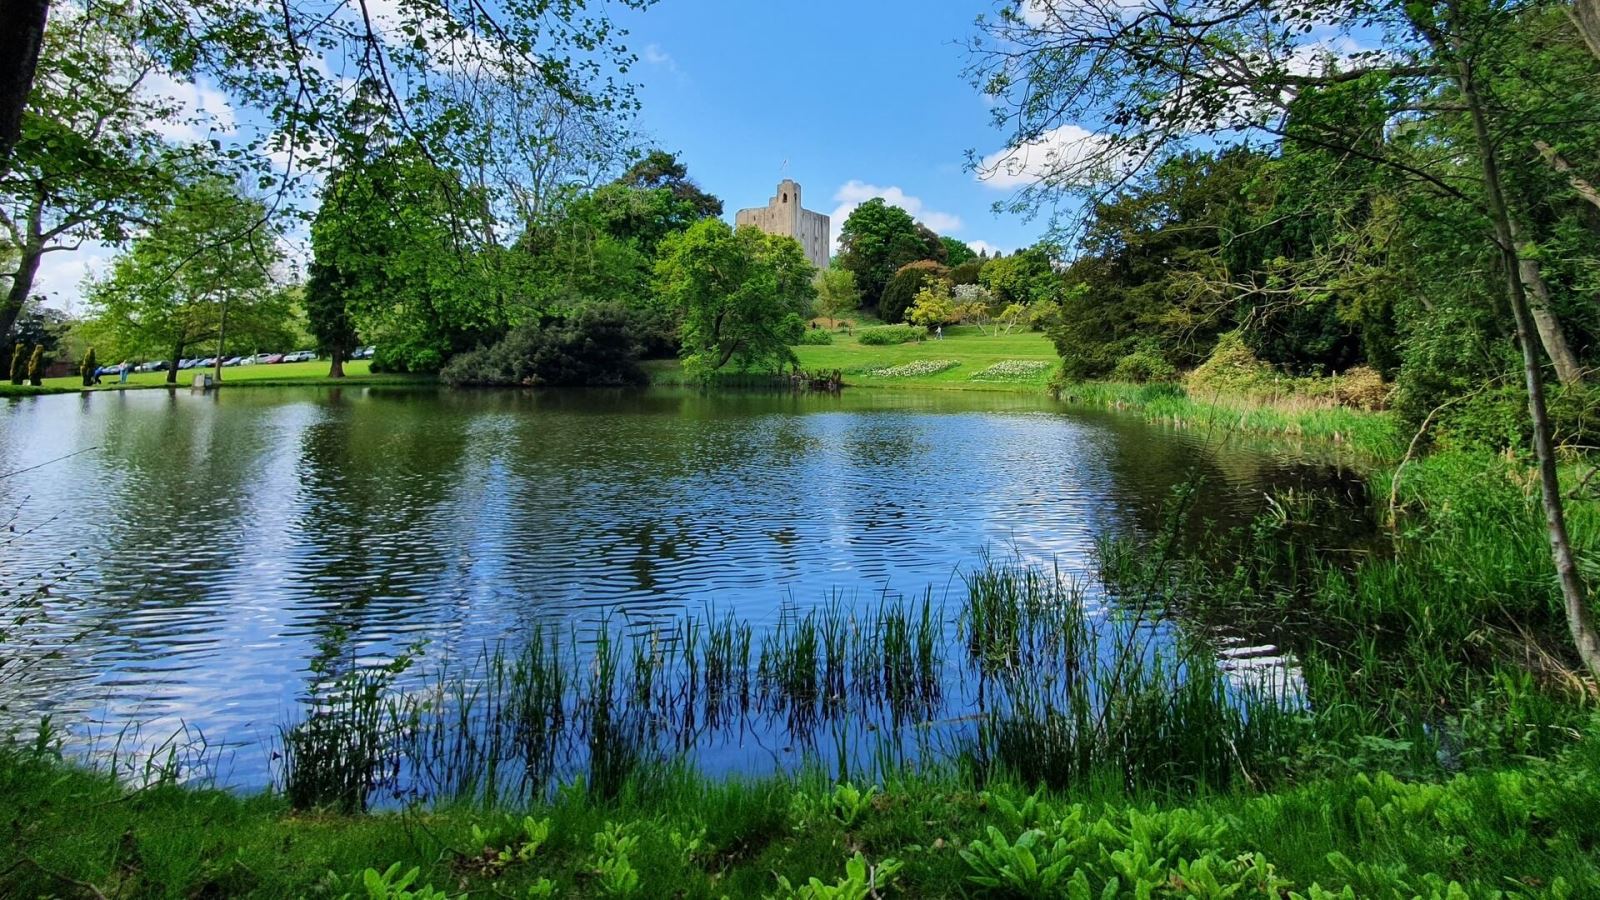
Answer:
(813, 266, 861, 323)
(969, 0, 1600, 676)
(0, 0, 46, 174)
(616, 151, 723, 220)
(835, 199, 947, 309)
(303, 261, 359, 379)
(653, 220, 815, 379)
(84, 180, 284, 383)
(79, 346, 96, 386)
(880, 261, 949, 325)
(940, 236, 977, 267)
(310, 146, 500, 373)
(907, 280, 957, 328)
(1, 2, 201, 375)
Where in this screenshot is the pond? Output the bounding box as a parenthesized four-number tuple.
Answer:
(0, 386, 1370, 798)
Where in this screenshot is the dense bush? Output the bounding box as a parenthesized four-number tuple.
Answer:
(26, 346, 43, 386)
(80, 347, 97, 387)
(857, 324, 928, 345)
(1111, 350, 1176, 383)
(949, 259, 985, 286)
(1185, 330, 1275, 395)
(441, 305, 647, 387)
(1331, 365, 1389, 411)
(879, 261, 948, 324)
(793, 328, 833, 345)
(8, 343, 22, 385)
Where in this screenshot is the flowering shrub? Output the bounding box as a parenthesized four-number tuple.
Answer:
(970, 360, 1051, 381)
(864, 359, 959, 378)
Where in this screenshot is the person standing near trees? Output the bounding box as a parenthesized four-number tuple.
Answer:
(118, 360, 129, 383)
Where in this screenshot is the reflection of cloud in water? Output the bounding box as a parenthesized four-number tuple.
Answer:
(1216, 638, 1307, 706)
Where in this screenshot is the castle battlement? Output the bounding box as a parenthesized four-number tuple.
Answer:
(734, 179, 830, 269)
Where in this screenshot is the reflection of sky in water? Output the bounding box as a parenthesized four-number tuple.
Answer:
(0, 387, 1361, 786)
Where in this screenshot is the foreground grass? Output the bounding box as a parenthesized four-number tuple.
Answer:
(3, 737, 1598, 898)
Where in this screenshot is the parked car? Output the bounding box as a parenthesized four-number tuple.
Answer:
(352, 346, 376, 360)
(282, 350, 316, 363)
(260, 353, 285, 364)
(135, 360, 167, 372)
(194, 357, 216, 368)
(176, 358, 196, 370)
(223, 357, 243, 367)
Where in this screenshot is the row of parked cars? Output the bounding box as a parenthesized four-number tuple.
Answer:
(97, 347, 377, 376)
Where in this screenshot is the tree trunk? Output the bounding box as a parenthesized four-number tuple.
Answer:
(213, 297, 229, 384)
(0, 0, 48, 176)
(1513, 222, 1583, 385)
(1534, 141, 1600, 214)
(168, 340, 183, 384)
(1572, 0, 1600, 61)
(328, 348, 345, 379)
(1, 243, 42, 375)
(1460, 51, 1600, 679)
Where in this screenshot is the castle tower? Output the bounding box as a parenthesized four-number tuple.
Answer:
(734, 179, 831, 269)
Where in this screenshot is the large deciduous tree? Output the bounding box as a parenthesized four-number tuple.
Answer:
(653, 220, 814, 379)
(969, 0, 1600, 677)
(84, 180, 285, 381)
(2, 2, 200, 373)
(835, 198, 947, 310)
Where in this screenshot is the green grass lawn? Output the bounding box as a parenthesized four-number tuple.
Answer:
(793, 326, 1057, 390)
(639, 326, 1059, 392)
(5, 359, 425, 396)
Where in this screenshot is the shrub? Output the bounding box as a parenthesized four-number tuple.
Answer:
(8, 343, 22, 385)
(26, 346, 43, 386)
(1332, 365, 1390, 411)
(1186, 330, 1275, 395)
(1111, 350, 1176, 384)
(794, 328, 833, 345)
(879, 261, 948, 324)
(857, 324, 928, 345)
(81, 347, 97, 387)
(949, 258, 985, 286)
(441, 305, 647, 387)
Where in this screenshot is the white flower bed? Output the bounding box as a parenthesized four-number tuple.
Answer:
(864, 359, 959, 378)
(970, 359, 1052, 381)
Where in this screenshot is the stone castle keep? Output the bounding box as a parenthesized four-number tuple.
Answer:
(734, 179, 830, 269)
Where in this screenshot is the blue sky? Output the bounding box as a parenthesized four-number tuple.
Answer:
(610, 0, 1043, 257)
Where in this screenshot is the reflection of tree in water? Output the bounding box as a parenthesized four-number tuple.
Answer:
(1087, 409, 1371, 546)
(68, 390, 266, 648)
(289, 387, 474, 662)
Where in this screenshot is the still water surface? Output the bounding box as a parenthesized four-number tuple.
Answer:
(0, 386, 1366, 786)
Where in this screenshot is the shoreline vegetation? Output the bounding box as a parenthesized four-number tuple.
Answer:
(10, 328, 1403, 461)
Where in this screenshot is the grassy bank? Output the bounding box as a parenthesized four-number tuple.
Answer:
(0, 360, 432, 397)
(1055, 380, 1403, 461)
(644, 326, 1060, 392)
(4, 734, 1598, 898)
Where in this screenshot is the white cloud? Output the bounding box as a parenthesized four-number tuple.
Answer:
(829, 181, 963, 251)
(31, 242, 117, 313)
(141, 70, 237, 143)
(966, 240, 1005, 257)
(976, 123, 1112, 190)
(643, 43, 679, 72)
